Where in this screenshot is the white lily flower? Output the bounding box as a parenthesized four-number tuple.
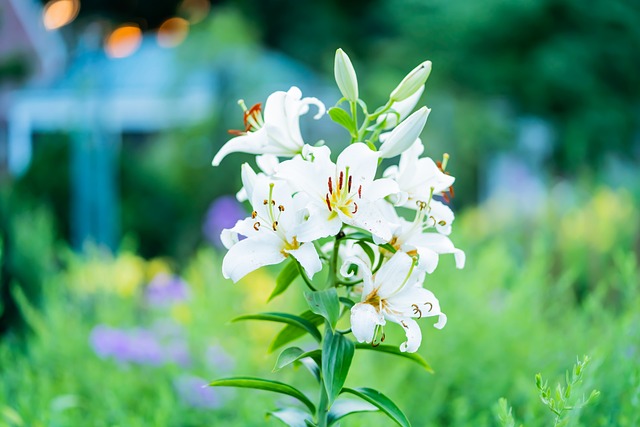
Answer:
(378, 106, 431, 159)
(212, 87, 326, 166)
(347, 251, 446, 353)
(275, 143, 399, 242)
(383, 140, 455, 211)
(378, 201, 465, 273)
(235, 155, 280, 202)
(221, 165, 322, 282)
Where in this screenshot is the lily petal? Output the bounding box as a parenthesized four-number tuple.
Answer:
(350, 303, 385, 344)
(338, 200, 393, 243)
(222, 234, 286, 282)
(340, 256, 374, 296)
(286, 243, 322, 279)
(396, 317, 422, 353)
(295, 205, 342, 242)
(336, 143, 378, 186)
(374, 252, 418, 298)
(212, 127, 269, 166)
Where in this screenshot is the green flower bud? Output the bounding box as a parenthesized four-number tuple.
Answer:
(334, 48, 359, 102)
(389, 60, 432, 102)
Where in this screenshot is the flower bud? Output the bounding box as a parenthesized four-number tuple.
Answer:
(334, 48, 359, 102)
(377, 85, 425, 130)
(378, 106, 430, 159)
(389, 60, 432, 102)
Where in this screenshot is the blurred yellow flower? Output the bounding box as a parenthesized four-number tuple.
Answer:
(113, 253, 146, 298)
(171, 303, 192, 325)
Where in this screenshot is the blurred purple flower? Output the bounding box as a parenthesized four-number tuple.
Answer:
(128, 328, 164, 365)
(89, 325, 163, 366)
(90, 325, 130, 360)
(174, 374, 225, 409)
(203, 195, 246, 248)
(166, 339, 192, 367)
(205, 344, 235, 374)
(144, 273, 190, 307)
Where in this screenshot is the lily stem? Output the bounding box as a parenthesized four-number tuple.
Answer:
(297, 262, 318, 291)
(350, 100, 358, 143)
(328, 233, 342, 288)
(317, 378, 330, 427)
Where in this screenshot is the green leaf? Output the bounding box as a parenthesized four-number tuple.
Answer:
(328, 107, 356, 136)
(2, 406, 24, 426)
(328, 399, 378, 425)
(355, 240, 376, 266)
(269, 260, 300, 301)
(270, 311, 325, 352)
(343, 232, 396, 254)
(339, 297, 355, 308)
(342, 387, 411, 427)
(355, 344, 434, 373)
(233, 312, 322, 343)
(210, 377, 315, 414)
(322, 329, 355, 406)
(274, 347, 322, 372)
(304, 288, 340, 330)
(268, 408, 313, 427)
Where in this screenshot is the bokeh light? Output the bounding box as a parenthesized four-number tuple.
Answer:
(105, 24, 143, 58)
(157, 17, 190, 48)
(42, 0, 80, 30)
(178, 0, 211, 24)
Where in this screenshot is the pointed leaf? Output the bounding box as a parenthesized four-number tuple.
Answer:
(209, 377, 315, 414)
(343, 232, 396, 253)
(339, 297, 355, 308)
(304, 288, 340, 330)
(322, 329, 355, 406)
(270, 311, 325, 352)
(269, 260, 300, 302)
(328, 107, 356, 136)
(233, 312, 322, 343)
(328, 399, 378, 425)
(300, 357, 322, 383)
(355, 241, 376, 266)
(268, 408, 313, 427)
(355, 344, 433, 373)
(274, 347, 322, 372)
(341, 387, 411, 427)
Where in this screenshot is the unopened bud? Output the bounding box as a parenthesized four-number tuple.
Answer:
(389, 60, 432, 102)
(334, 48, 359, 102)
(378, 106, 430, 159)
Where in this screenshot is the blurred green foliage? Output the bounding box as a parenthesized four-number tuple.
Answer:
(237, 0, 640, 174)
(1, 186, 638, 426)
(0, 189, 56, 338)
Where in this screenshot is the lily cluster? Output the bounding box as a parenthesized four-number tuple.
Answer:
(213, 49, 464, 355)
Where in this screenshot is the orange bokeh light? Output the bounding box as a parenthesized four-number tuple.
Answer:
(43, 0, 80, 30)
(105, 24, 142, 59)
(157, 17, 190, 48)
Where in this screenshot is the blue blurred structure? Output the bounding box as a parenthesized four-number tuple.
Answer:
(6, 34, 218, 249)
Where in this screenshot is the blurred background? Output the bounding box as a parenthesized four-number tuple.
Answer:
(0, 0, 639, 425)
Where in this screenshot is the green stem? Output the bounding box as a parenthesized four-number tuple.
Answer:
(328, 234, 342, 288)
(317, 379, 330, 427)
(297, 262, 318, 291)
(350, 100, 358, 143)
